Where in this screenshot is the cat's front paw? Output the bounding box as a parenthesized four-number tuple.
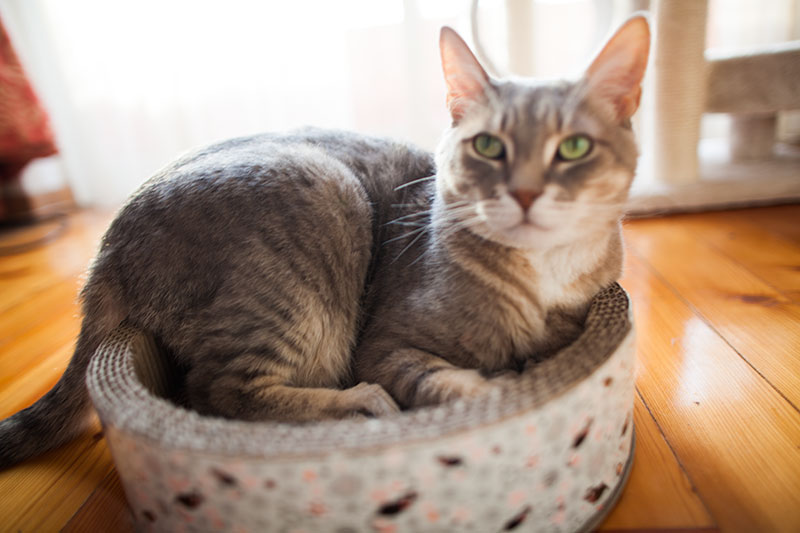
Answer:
(413, 368, 512, 407)
(342, 382, 401, 418)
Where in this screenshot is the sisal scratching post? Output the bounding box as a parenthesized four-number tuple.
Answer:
(729, 114, 777, 161)
(504, 0, 535, 77)
(651, 0, 708, 186)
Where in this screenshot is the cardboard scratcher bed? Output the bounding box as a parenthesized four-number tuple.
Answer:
(87, 283, 635, 533)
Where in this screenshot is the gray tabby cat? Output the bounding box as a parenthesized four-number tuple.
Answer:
(0, 16, 649, 468)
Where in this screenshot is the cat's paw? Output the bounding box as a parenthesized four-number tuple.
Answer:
(343, 382, 401, 417)
(422, 368, 509, 405)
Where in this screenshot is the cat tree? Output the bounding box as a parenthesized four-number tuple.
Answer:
(629, 0, 800, 213)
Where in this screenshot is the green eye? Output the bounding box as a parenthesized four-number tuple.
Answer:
(557, 135, 593, 161)
(473, 134, 505, 160)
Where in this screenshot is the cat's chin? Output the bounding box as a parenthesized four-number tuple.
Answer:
(473, 221, 567, 250)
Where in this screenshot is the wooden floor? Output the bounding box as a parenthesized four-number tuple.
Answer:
(0, 205, 798, 532)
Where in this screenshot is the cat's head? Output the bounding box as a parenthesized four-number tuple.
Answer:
(434, 16, 650, 250)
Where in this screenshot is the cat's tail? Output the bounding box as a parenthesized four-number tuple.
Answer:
(0, 280, 124, 470)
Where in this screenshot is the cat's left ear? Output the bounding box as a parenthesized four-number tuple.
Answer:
(440, 26, 492, 122)
(583, 15, 650, 121)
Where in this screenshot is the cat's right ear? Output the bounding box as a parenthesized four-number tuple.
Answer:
(440, 27, 491, 122)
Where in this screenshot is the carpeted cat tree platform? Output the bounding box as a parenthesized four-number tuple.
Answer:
(87, 283, 635, 533)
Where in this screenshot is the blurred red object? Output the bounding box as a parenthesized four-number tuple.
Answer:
(0, 18, 58, 183)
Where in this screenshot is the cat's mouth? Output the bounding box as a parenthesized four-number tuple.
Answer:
(518, 219, 550, 231)
(503, 220, 553, 241)
(478, 217, 557, 249)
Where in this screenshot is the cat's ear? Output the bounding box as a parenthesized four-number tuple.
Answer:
(583, 15, 650, 121)
(440, 26, 491, 122)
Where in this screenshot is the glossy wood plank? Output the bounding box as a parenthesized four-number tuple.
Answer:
(0, 211, 108, 315)
(655, 208, 800, 301)
(0, 419, 113, 532)
(623, 217, 800, 409)
(63, 470, 135, 533)
(0, 278, 80, 345)
(599, 395, 714, 530)
(0, 309, 79, 390)
(737, 204, 800, 243)
(0, 213, 112, 533)
(0, 342, 73, 417)
(620, 252, 800, 532)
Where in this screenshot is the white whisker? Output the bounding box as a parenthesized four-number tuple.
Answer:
(385, 220, 427, 227)
(392, 226, 430, 263)
(407, 215, 482, 265)
(384, 200, 470, 227)
(384, 210, 433, 225)
(438, 214, 483, 241)
(382, 226, 427, 246)
(393, 175, 437, 191)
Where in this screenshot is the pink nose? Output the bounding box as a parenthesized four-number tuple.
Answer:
(510, 189, 541, 211)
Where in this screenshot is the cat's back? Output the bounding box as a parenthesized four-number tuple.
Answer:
(116, 128, 433, 223)
(87, 128, 434, 332)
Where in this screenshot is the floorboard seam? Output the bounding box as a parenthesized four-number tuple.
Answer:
(633, 387, 718, 529)
(624, 243, 800, 415)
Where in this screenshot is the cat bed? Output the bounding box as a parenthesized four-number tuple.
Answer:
(87, 283, 635, 533)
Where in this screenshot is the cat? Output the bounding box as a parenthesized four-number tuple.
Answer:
(0, 15, 649, 468)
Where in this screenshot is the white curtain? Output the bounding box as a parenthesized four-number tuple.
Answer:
(0, 0, 471, 206)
